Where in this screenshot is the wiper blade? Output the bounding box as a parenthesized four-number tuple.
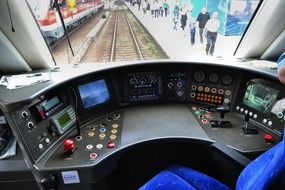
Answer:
(54, 0, 74, 56)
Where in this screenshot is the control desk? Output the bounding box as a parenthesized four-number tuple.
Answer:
(0, 62, 283, 189)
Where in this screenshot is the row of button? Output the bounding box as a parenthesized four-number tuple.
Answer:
(236, 106, 258, 118)
(192, 85, 231, 96)
(89, 142, 116, 160)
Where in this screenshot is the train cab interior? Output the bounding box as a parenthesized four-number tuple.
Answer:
(0, 0, 285, 189)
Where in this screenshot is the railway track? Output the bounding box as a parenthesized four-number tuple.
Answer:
(81, 5, 167, 63)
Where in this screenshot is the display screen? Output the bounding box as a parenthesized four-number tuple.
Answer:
(58, 112, 70, 127)
(78, 79, 110, 109)
(243, 82, 279, 113)
(42, 96, 60, 112)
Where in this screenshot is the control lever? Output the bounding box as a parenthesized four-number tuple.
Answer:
(210, 106, 232, 128)
(64, 139, 75, 154)
(242, 113, 258, 134)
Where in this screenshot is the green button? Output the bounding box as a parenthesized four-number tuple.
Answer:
(277, 112, 283, 119)
(195, 111, 200, 115)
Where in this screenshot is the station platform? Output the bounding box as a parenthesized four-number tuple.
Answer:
(126, 3, 241, 61)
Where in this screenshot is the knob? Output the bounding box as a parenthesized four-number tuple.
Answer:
(21, 111, 29, 119)
(64, 139, 75, 153)
(27, 122, 35, 129)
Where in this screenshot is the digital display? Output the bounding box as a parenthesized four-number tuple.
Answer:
(128, 72, 162, 102)
(243, 83, 279, 113)
(58, 112, 70, 127)
(42, 96, 60, 112)
(78, 79, 110, 109)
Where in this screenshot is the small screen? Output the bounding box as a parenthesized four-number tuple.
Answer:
(42, 96, 60, 112)
(243, 83, 279, 113)
(58, 112, 70, 127)
(78, 79, 110, 109)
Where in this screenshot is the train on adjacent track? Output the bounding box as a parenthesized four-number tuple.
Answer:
(27, 0, 104, 40)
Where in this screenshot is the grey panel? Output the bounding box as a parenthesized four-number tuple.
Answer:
(121, 104, 211, 145)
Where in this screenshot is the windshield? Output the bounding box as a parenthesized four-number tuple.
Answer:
(26, 0, 260, 64)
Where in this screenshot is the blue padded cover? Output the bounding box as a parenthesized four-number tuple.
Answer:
(139, 165, 230, 190)
(139, 170, 196, 190)
(236, 140, 285, 190)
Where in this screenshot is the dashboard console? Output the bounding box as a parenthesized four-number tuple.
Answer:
(1, 62, 284, 189)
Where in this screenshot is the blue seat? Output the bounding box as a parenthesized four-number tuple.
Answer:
(139, 140, 285, 190)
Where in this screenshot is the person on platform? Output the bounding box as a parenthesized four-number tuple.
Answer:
(204, 11, 220, 56)
(163, 0, 169, 17)
(180, 5, 188, 31)
(277, 52, 285, 84)
(188, 13, 196, 46)
(196, 6, 210, 43)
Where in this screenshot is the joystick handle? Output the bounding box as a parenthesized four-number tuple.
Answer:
(217, 106, 230, 119)
(64, 139, 75, 153)
(245, 113, 250, 123)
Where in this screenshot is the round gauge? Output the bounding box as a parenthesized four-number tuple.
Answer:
(193, 70, 206, 83)
(208, 73, 219, 83)
(222, 75, 233, 85)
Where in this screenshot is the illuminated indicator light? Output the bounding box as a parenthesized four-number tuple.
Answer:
(207, 99, 210, 101)
(195, 111, 200, 115)
(90, 153, 97, 159)
(86, 144, 93, 150)
(268, 121, 273, 126)
(244, 110, 248, 114)
(201, 119, 208, 124)
(211, 95, 214, 98)
(219, 97, 222, 99)
(96, 144, 103, 149)
(111, 129, 117, 134)
(263, 119, 267, 123)
(211, 88, 217, 93)
(110, 135, 117, 140)
(240, 108, 244, 112)
(218, 101, 222, 104)
(107, 142, 116, 149)
(236, 106, 240, 110)
(205, 113, 212, 119)
(277, 112, 283, 119)
(88, 132, 94, 137)
(264, 134, 273, 142)
(112, 124, 119, 128)
(211, 100, 214, 102)
(197, 97, 200, 100)
(225, 90, 231, 96)
(39, 144, 43, 150)
(253, 114, 257, 118)
(100, 128, 106, 133)
(249, 112, 253, 116)
(218, 89, 224, 94)
(99, 134, 106, 138)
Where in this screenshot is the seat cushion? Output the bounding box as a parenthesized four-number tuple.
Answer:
(139, 165, 230, 190)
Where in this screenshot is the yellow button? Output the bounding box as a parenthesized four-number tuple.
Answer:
(112, 124, 119, 128)
(99, 134, 106, 138)
(88, 132, 94, 137)
(110, 135, 116, 140)
(111, 129, 117, 134)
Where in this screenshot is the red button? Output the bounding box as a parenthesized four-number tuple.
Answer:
(64, 139, 75, 152)
(107, 142, 116, 149)
(264, 134, 273, 142)
(201, 119, 208, 124)
(90, 153, 97, 159)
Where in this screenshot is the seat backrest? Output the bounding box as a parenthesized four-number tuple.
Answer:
(236, 139, 285, 190)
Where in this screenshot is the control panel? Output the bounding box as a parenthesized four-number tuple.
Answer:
(234, 79, 285, 136)
(189, 70, 234, 106)
(126, 72, 162, 102)
(11, 95, 76, 161)
(166, 72, 186, 101)
(45, 111, 123, 167)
